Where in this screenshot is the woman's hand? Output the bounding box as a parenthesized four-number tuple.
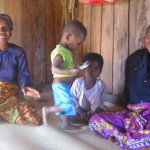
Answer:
(21, 83, 41, 99)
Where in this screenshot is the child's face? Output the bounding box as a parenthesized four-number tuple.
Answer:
(84, 60, 102, 81)
(66, 32, 85, 51)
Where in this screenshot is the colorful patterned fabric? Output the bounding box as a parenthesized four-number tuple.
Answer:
(0, 81, 41, 126)
(89, 102, 150, 150)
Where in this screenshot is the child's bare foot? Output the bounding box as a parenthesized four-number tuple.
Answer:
(42, 107, 49, 125)
(61, 124, 81, 130)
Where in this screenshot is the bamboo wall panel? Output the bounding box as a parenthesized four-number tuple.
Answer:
(22, 0, 35, 81)
(74, 3, 83, 65)
(0, 0, 6, 12)
(6, 0, 22, 46)
(31, 0, 47, 85)
(129, 0, 139, 54)
(101, 3, 114, 93)
(82, 4, 92, 55)
(90, 5, 102, 53)
(55, 0, 63, 44)
(113, 0, 128, 96)
(46, 0, 56, 83)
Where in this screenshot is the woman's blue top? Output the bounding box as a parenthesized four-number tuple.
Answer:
(0, 43, 30, 87)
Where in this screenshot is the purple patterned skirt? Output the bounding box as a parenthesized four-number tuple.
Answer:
(89, 102, 150, 150)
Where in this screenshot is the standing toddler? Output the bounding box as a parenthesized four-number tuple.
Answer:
(42, 20, 87, 130)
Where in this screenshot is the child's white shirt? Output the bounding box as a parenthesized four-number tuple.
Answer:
(70, 77, 106, 113)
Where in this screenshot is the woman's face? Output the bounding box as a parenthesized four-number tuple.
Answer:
(84, 60, 102, 81)
(144, 27, 150, 53)
(0, 18, 12, 42)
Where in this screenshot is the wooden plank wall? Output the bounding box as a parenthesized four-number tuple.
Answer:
(73, 0, 150, 98)
(0, 0, 150, 99)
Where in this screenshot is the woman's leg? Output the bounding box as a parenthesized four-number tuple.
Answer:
(1, 101, 41, 126)
(0, 82, 41, 126)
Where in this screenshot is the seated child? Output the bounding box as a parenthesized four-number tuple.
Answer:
(70, 52, 108, 123)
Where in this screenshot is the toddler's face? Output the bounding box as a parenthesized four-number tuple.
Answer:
(84, 61, 102, 81)
(67, 32, 85, 51)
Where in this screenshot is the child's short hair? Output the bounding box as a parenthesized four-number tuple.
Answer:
(0, 14, 13, 30)
(63, 20, 87, 37)
(83, 52, 104, 69)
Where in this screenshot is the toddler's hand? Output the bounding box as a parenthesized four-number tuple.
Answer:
(80, 113, 90, 121)
(68, 68, 80, 75)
